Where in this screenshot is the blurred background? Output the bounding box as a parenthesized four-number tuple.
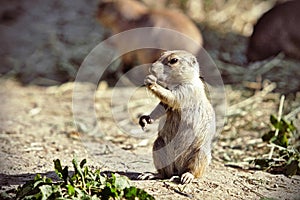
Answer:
(0, 0, 299, 93)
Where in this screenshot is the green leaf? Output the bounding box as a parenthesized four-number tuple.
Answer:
(74, 187, 87, 197)
(109, 173, 116, 185)
(268, 132, 289, 148)
(114, 174, 131, 190)
(90, 195, 100, 200)
(22, 194, 41, 200)
(101, 185, 119, 199)
(45, 177, 52, 184)
(72, 158, 84, 178)
(0, 191, 13, 200)
(54, 159, 68, 182)
(54, 159, 63, 176)
(124, 186, 137, 198)
(80, 159, 87, 168)
(31, 175, 53, 190)
(67, 184, 75, 196)
(32, 174, 45, 188)
(284, 119, 296, 133)
(277, 132, 288, 148)
(62, 166, 69, 182)
(281, 118, 296, 133)
(16, 176, 41, 199)
(98, 174, 107, 186)
(124, 187, 155, 200)
(34, 174, 42, 181)
(270, 115, 279, 128)
(39, 185, 53, 200)
(51, 184, 63, 198)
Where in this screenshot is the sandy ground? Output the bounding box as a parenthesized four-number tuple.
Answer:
(1, 78, 300, 200)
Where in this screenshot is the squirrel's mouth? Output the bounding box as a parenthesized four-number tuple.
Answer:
(149, 68, 168, 88)
(156, 80, 168, 89)
(149, 73, 168, 89)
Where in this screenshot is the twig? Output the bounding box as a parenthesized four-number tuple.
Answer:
(268, 95, 285, 159)
(251, 53, 284, 76)
(248, 53, 284, 70)
(266, 143, 287, 152)
(286, 105, 300, 120)
(227, 82, 276, 116)
(22, 147, 44, 152)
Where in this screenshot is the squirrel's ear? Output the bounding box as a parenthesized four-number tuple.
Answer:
(189, 57, 198, 68)
(193, 58, 197, 65)
(191, 57, 197, 65)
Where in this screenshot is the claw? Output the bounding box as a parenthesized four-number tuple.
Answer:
(138, 172, 158, 180)
(180, 172, 194, 184)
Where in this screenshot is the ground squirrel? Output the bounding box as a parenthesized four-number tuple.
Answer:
(138, 50, 215, 184)
(247, 0, 300, 62)
(97, 0, 202, 79)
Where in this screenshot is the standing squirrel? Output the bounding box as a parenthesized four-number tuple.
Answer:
(139, 50, 215, 184)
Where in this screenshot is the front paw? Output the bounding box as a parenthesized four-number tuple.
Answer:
(139, 115, 153, 130)
(144, 75, 157, 86)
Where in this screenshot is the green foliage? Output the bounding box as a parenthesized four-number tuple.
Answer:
(259, 198, 277, 200)
(16, 158, 155, 200)
(252, 115, 300, 177)
(262, 115, 296, 147)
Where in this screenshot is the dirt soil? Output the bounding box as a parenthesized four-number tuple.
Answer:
(0, 78, 300, 200)
(1, 1, 300, 199)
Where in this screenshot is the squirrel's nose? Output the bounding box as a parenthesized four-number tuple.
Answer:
(150, 61, 162, 75)
(149, 65, 155, 75)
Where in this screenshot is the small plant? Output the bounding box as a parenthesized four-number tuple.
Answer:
(251, 95, 300, 177)
(16, 158, 155, 200)
(261, 114, 296, 148)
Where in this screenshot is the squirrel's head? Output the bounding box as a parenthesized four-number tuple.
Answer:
(150, 50, 200, 88)
(97, 0, 148, 30)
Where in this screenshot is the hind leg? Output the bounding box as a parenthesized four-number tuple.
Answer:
(152, 136, 175, 179)
(180, 148, 211, 184)
(138, 136, 174, 180)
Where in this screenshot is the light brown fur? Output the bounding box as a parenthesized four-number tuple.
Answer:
(139, 50, 215, 184)
(97, 0, 202, 75)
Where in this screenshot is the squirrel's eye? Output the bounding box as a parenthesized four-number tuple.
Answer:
(169, 58, 178, 65)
